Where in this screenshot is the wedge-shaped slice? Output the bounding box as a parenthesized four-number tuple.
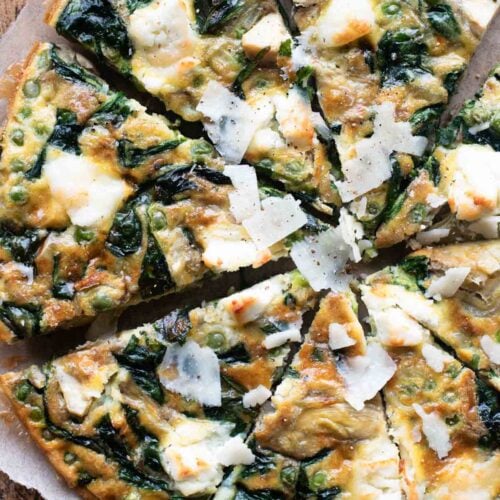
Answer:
(217, 292, 402, 499)
(0, 43, 326, 343)
(46, 0, 289, 122)
(402, 65, 499, 248)
(362, 265, 500, 498)
(290, 0, 498, 248)
(0, 272, 317, 498)
(362, 241, 500, 389)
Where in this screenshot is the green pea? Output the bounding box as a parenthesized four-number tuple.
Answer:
(92, 291, 113, 311)
(42, 429, 54, 441)
(442, 391, 456, 403)
(382, 2, 401, 15)
(445, 414, 460, 426)
(15, 380, 32, 402)
(409, 203, 427, 224)
(192, 74, 205, 87)
(310, 471, 327, 491)
(367, 202, 381, 215)
(470, 353, 480, 370)
(462, 103, 491, 126)
(74, 226, 95, 244)
(191, 140, 213, 157)
(423, 379, 436, 391)
(77, 471, 93, 486)
(9, 185, 29, 205)
(34, 123, 50, 136)
(490, 112, 500, 136)
(64, 452, 77, 465)
(10, 128, 25, 146)
(18, 107, 32, 119)
(280, 466, 297, 487)
(10, 158, 26, 172)
(207, 332, 225, 349)
(23, 79, 40, 98)
(234, 27, 246, 39)
(446, 364, 460, 379)
(150, 210, 167, 230)
(256, 79, 269, 89)
(29, 407, 44, 422)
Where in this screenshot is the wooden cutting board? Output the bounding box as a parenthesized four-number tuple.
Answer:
(0, 0, 26, 36)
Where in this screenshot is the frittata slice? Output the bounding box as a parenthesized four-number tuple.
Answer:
(361, 261, 500, 498)
(216, 291, 402, 499)
(0, 271, 317, 498)
(0, 43, 327, 343)
(362, 241, 500, 389)
(290, 0, 498, 247)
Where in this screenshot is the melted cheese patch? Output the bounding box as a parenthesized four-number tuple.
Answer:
(43, 149, 130, 229)
(308, 0, 376, 47)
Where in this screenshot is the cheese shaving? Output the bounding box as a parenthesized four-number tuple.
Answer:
(480, 336, 500, 364)
(224, 164, 260, 222)
(425, 267, 470, 300)
(413, 404, 452, 459)
(262, 328, 302, 349)
(328, 323, 356, 350)
(421, 343, 453, 373)
(242, 385, 272, 408)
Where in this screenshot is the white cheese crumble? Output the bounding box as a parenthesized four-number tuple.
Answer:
(242, 385, 272, 408)
(197, 81, 268, 163)
(425, 267, 470, 300)
(290, 227, 351, 292)
(328, 323, 356, 350)
(412, 404, 452, 459)
(159, 341, 221, 407)
(480, 336, 500, 364)
(43, 149, 131, 229)
(217, 436, 255, 467)
(336, 103, 427, 202)
(469, 215, 500, 239)
(242, 195, 308, 250)
(262, 328, 302, 349)
(339, 343, 396, 411)
(224, 164, 261, 222)
(415, 227, 450, 246)
(421, 343, 453, 373)
(426, 192, 447, 208)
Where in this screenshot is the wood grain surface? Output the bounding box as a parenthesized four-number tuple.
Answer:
(0, 0, 27, 37)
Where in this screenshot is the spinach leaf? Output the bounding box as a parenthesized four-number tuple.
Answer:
(138, 229, 174, 299)
(436, 115, 462, 147)
(155, 308, 192, 344)
(50, 47, 106, 90)
(26, 109, 82, 179)
(204, 396, 254, 436)
(477, 378, 499, 449)
(218, 343, 251, 364)
(105, 200, 142, 258)
(56, 0, 133, 65)
(126, 0, 154, 13)
(417, 155, 441, 185)
(376, 28, 428, 86)
(117, 138, 185, 168)
(381, 157, 405, 222)
(123, 405, 163, 471)
(410, 105, 444, 136)
(443, 68, 464, 93)
(0, 226, 44, 264)
(0, 303, 41, 339)
(194, 0, 244, 34)
(88, 93, 132, 127)
(296, 66, 316, 101)
(114, 334, 166, 403)
(231, 47, 270, 99)
(52, 254, 75, 300)
(240, 449, 275, 479)
(399, 256, 429, 289)
(427, 4, 460, 40)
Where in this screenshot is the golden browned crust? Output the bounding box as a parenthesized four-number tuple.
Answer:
(44, 0, 70, 27)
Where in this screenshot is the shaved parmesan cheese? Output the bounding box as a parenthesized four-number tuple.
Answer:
(43, 150, 130, 229)
(460, 0, 498, 30)
(415, 228, 450, 246)
(202, 236, 262, 272)
(242, 13, 289, 63)
(224, 165, 260, 222)
(372, 308, 426, 347)
(447, 144, 500, 221)
(469, 215, 500, 239)
(291, 227, 351, 292)
(243, 195, 307, 250)
(197, 81, 267, 163)
(468, 122, 490, 135)
(308, 0, 376, 47)
(274, 87, 315, 151)
(426, 193, 447, 208)
(339, 343, 396, 411)
(54, 363, 115, 417)
(222, 278, 282, 324)
(338, 208, 364, 262)
(242, 385, 272, 408)
(159, 341, 221, 407)
(337, 103, 427, 202)
(160, 417, 233, 496)
(413, 404, 452, 459)
(425, 267, 470, 300)
(262, 328, 302, 349)
(329, 323, 356, 350)
(217, 436, 255, 467)
(480, 336, 500, 364)
(422, 344, 453, 372)
(291, 37, 312, 71)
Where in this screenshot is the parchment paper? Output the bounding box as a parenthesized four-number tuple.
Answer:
(0, 1, 499, 497)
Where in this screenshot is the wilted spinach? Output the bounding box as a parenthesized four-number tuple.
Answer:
(105, 200, 142, 258)
(427, 4, 460, 40)
(194, 0, 244, 34)
(117, 138, 185, 168)
(0, 303, 41, 339)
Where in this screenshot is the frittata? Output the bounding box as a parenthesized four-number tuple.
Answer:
(0, 272, 317, 498)
(0, 42, 326, 343)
